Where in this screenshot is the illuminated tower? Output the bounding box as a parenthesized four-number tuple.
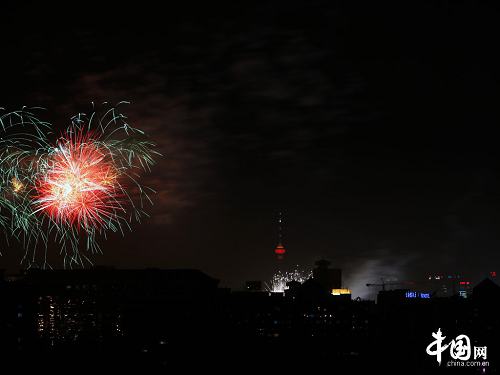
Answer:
(274, 211, 286, 261)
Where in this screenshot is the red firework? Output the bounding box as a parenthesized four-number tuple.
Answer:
(34, 131, 121, 229)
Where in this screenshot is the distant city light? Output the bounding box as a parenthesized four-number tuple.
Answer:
(332, 288, 351, 296)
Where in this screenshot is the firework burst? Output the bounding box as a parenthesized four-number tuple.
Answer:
(0, 102, 159, 268)
(265, 266, 312, 293)
(34, 131, 121, 229)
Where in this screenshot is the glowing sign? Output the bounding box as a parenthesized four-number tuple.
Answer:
(405, 291, 431, 299)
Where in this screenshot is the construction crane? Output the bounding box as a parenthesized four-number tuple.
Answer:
(366, 278, 414, 291)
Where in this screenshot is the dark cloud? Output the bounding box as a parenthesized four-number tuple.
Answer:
(1, 0, 500, 289)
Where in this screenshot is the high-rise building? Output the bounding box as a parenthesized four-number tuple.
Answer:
(312, 259, 341, 291)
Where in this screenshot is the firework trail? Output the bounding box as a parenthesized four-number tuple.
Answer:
(265, 266, 312, 293)
(0, 102, 159, 268)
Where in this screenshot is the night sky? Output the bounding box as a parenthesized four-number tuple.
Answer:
(2, 1, 500, 296)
